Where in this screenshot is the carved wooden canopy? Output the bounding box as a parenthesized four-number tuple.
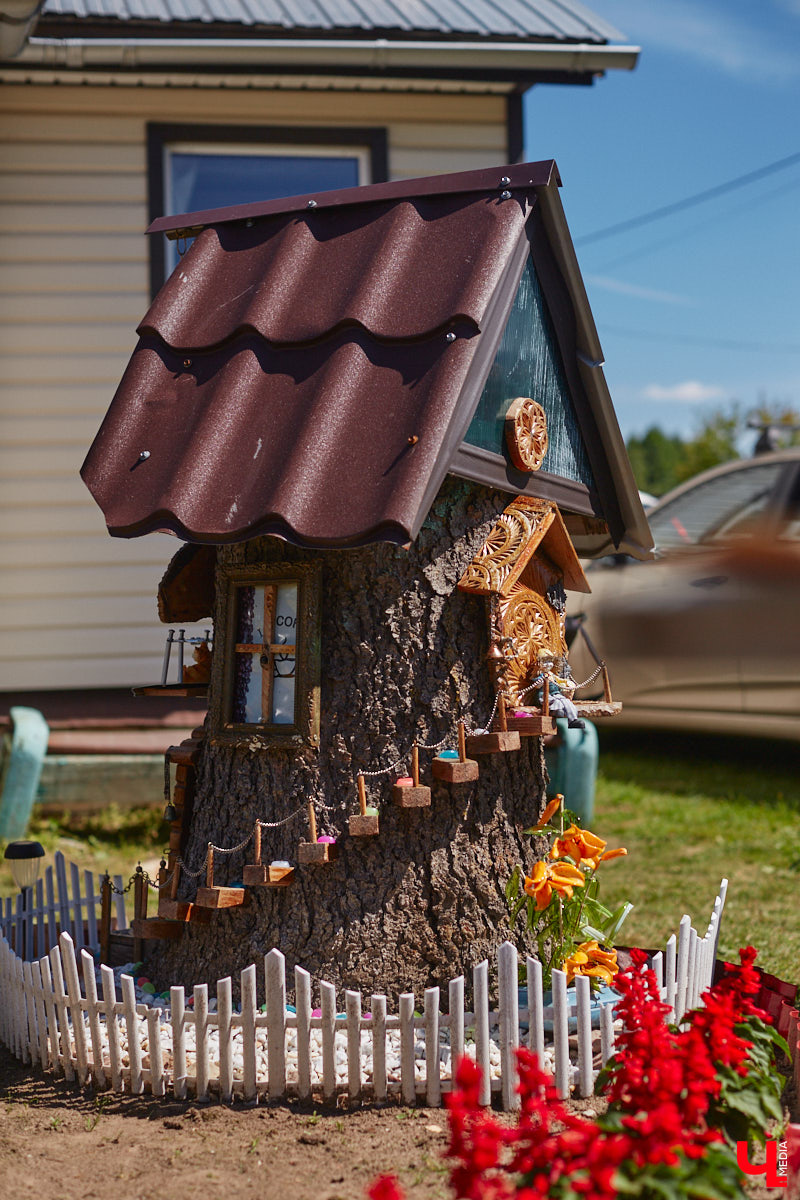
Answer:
(457, 496, 590, 599)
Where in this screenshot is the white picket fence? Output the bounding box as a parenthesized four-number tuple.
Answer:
(0, 850, 129, 961)
(0, 878, 728, 1109)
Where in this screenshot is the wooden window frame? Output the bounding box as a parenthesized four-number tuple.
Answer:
(210, 562, 322, 750)
(146, 122, 389, 295)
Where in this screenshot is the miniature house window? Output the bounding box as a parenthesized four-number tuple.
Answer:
(464, 256, 594, 488)
(212, 563, 321, 748)
(232, 581, 299, 725)
(147, 123, 388, 292)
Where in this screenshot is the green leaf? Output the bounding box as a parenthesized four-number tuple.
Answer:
(605, 901, 634, 942)
(505, 865, 520, 903)
(580, 923, 609, 943)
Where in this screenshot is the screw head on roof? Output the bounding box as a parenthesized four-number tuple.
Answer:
(445, 332, 457, 343)
(138, 450, 151, 461)
(307, 199, 318, 208)
(500, 176, 511, 186)
(500, 190, 512, 200)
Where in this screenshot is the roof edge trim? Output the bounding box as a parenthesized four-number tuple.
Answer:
(148, 161, 557, 236)
(100, 509, 413, 549)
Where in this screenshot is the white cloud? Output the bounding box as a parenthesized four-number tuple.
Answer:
(586, 274, 694, 306)
(600, 0, 800, 84)
(641, 381, 726, 403)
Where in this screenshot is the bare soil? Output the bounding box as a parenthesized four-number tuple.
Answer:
(1, 1044, 785, 1200)
(0, 1042, 458, 1200)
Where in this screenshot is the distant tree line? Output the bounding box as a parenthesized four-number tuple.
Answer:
(626, 400, 800, 498)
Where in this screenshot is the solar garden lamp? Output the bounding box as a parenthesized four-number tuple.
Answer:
(3, 839, 45, 891)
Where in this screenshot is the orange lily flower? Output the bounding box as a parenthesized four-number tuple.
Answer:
(549, 824, 607, 869)
(524, 860, 585, 910)
(534, 794, 563, 830)
(599, 847, 628, 863)
(562, 940, 618, 985)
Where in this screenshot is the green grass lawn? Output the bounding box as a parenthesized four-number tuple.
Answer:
(0, 804, 166, 905)
(591, 729, 800, 984)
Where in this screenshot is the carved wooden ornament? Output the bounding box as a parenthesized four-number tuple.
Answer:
(504, 397, 548, 472)
(458, 496, 591, 707)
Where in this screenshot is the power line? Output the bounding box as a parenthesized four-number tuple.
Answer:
(601, 324, 800, 355)
(576, 150, 800, 246)
(594, 176, 799, 272)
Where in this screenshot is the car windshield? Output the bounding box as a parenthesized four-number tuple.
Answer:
(647, 460, 786, 550)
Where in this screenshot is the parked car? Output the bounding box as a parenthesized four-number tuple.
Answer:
(567, 449, 800, 739)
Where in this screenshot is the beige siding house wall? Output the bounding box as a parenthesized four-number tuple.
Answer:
(0, 82, 508, 691)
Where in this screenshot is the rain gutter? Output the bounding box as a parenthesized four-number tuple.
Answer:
(21, 36, 640, 75)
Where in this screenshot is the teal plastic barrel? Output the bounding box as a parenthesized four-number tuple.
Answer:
(0, 707, 49, 839)
(543, 717, 598, 826)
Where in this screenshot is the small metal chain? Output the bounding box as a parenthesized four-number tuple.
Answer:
(360, 756, 408, 779)
(414, 733, 450, 752)
(516, 676, 545, 701)
(467, 691, 500, 737)
(210, 830, 254, 856)
(572, 662, 605, 690)
(257, 804, 308, 829)
(144, 869, 176, 892)
(176, 858, 207, 879)
(108, 876, 136, 896)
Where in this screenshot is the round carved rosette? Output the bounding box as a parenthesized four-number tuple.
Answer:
(504, 397, 548, 472)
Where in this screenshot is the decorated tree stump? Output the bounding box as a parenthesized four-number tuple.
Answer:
(144, 480, 551, 1000)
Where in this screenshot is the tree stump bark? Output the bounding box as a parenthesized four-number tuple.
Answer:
(146, 478, 549, 1000)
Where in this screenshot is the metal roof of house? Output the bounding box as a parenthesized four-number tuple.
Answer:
(39, 0, 624, 42)
(81, 162, 652, 558)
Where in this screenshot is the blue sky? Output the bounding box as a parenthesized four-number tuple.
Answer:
(523, 0, 800, 446)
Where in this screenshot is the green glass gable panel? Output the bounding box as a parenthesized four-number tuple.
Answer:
(465, 256, 594, 488)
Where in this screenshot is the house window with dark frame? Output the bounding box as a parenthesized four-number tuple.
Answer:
(147, 123, 389, 294)
(212, 563, 322, 749)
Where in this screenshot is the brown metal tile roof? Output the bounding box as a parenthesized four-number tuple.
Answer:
(81, 162, 652, 556)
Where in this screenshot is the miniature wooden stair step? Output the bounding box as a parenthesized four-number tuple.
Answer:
(349, 775, 379, 836)
(431, 721, 479, 783)
(573, 700, 622, 719)
(195, 844, 251, 909)
(466, 695, 525, 754)
(391, 743, 431, 808)
(298, 801, 338, 863)
(573, 663, 622, 719)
